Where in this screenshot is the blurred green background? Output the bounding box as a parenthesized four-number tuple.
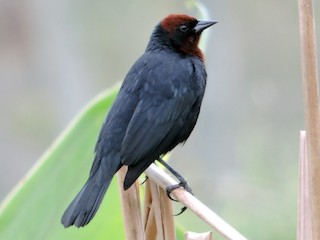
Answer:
(1, 0, 319, 239)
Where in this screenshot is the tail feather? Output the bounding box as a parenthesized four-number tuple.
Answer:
(61, 159, 121, 227)
(124, 158, 154, 190)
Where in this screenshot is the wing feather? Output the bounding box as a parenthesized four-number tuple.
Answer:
(121, 94, 196, 166)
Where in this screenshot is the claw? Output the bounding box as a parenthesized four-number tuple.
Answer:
(166, 184, 180, 202)
(166, 185, 188, 215)
(157, 157, 194, 216)
(140, 176, 148, 185)
(174, 206, 187, 216)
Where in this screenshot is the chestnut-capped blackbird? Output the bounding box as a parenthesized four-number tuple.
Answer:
(61, 14, 216, 228)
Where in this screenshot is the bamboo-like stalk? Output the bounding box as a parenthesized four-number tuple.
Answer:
(298, 131, 313, 239)
(297, 0, 320, 238)
(143, 181, 157, 240)
(145, 205, 157, 240)
(149, 181, 165, 240)
(145, 164, 247, 240)
(117, 167, 146, 240)
(143, 176, 176, 240)
(158, 184, 176, 239)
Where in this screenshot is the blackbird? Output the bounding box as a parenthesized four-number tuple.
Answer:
(61, 14, 216, 228)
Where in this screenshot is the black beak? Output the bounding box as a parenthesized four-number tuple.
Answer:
(194, 20, 217, 33)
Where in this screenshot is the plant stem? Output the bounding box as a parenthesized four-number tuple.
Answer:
(298, 0, 320, 238)
(145, 164, 247, 240)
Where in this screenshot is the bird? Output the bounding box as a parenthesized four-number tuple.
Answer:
(61, 13, 216, 228)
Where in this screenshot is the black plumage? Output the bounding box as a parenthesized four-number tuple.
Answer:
(61, 14, 215, 228)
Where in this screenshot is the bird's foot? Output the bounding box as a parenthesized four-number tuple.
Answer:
(165, 179, 194, 215)
(166, 180, 193, 200)
(157, 157, 194, 215)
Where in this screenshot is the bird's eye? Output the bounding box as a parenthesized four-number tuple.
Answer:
(179, 25, 188, 33)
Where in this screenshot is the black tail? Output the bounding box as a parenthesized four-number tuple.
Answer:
(61, 160, 121, 227)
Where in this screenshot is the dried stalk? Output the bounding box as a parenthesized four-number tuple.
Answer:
(297, 0, 320, 238)
(146, 180, 176, 240)
(158, 184, 176, 239)
(117, 166, 146, 240)
(143, 180, 157, 240)
(149, 181, 165, 240)
(298, 131, 313, 239)
(145, 164, 247, 240)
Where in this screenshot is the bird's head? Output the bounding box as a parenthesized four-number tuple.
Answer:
(148, 14, 217, 61)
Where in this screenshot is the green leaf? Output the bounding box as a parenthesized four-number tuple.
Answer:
(0, 84, 187, 239)
(0, 85, 125, 240)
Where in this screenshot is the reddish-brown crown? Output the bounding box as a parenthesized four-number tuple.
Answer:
(161, 14, 197, 33)
(160, 14, 204, 61)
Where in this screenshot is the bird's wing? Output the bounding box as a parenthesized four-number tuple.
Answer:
(90, 88, 139, 177)
(120, 90, 196, 166)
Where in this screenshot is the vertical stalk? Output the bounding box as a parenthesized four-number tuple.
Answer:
(144, 181, 157, 240)
(117, 167, 146, 240)
(158, 186, 176, 239)
(297, 0, 320, 238)
(298, 131, 313, 239)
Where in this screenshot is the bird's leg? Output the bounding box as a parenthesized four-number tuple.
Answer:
(157, 158, 193, 214)
(156, 158, 193, 215)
